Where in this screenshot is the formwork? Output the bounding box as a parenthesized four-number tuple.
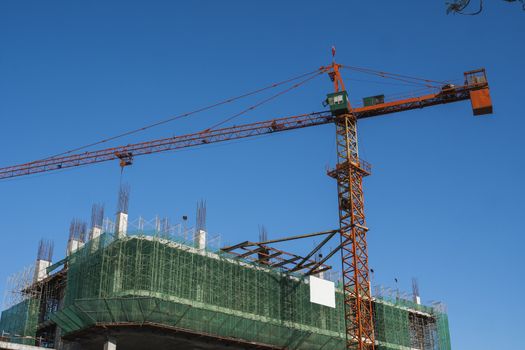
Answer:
(2, 229, 452, 349)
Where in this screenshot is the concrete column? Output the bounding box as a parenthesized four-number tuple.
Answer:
(90, 226, 102, 240)
(67, 239, 84, 256)
(33, 259, 51, 282)
(115, 212, 128, 238)
(90, 226, 103, 252)
(195, 229, 206, 250)
(103, 337, 117, 350)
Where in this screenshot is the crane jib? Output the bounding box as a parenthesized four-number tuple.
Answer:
(0, 76, 491, 181)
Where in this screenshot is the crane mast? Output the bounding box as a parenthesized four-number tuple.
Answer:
(0, 63, 493, 350)
(335, 113, 373, 350)
(327, 62, 374, 350)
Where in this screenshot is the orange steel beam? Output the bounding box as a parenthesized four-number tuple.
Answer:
(0, 75, 488, 181)
(0, 66, 492, 350)
(326, 61, 375, 350)
(0, 112, 333, 180)
(323, 64, 490, 350)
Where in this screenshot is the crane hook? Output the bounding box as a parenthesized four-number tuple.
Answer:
(115, 151, 134, 169)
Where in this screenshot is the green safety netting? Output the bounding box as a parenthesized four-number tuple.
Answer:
(53, 233, 346, 349)
(0, 297, 40, 345)
(2, 230, 451, 349)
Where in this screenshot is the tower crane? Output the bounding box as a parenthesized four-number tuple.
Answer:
(0, 60, 493, 350)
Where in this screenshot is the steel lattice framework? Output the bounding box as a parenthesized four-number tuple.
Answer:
(0, 62, 492, 350)
(0, 70, 489, 181)
(327, 63, 375, 350)
(334, 115, 374, 350)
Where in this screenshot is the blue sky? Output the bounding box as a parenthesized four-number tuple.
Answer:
(0, 1, 523, 348)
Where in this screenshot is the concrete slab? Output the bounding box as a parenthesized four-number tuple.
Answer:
(0, 341, 53, 350)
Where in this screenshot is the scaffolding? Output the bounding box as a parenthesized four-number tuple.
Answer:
(52, 232, 346, 348)
(0, 298, 40, 345)
(0, 265, 40, 345)
(373, 287, 451, 350)
(1, 227, 452, 349)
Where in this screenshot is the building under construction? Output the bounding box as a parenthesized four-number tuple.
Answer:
(0, 62, 491, 350)
(1, 192, 451, 350)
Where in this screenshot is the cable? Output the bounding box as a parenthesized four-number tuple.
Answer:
(42, 68, 323, 160)
(341, 64, 449, 87)
(348, 69, 437, 88)
(33, 63, 450, 161)
(343, 77, 436, 88)
(342, 64, 447, 84)
(206, 71, 324, 131)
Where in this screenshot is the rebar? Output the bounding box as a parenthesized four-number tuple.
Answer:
(90, 203, 104, 229)
(196, 200, 206, 232)
(117, 183, 130, 214)
(258, 225, 268, 242)
(36, 239, 54, 262)
(69, 219, 87, 243)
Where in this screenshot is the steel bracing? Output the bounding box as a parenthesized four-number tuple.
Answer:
(0, 61, 492, 350)
(0, 69, 490, 181)
(326, 62, 375, 350)
(334, 114, 374, 350)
